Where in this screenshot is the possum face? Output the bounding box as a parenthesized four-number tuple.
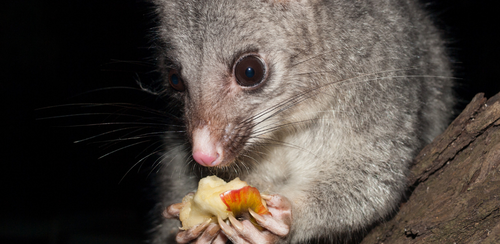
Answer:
(155, 1, 321, 168)
(170, 50, 273, 168)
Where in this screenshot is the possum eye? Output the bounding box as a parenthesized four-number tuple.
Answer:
(234, 55, 266, 87)
(168, 70, 185, 91)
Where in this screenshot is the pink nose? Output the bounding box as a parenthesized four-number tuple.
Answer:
(191, 126, 222, 167)
(192, 151, 218, 166)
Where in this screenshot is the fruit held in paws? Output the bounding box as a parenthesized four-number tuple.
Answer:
(179, 175, 269, 230)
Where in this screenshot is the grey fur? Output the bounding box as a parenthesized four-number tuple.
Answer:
(149, 0, 454, 243)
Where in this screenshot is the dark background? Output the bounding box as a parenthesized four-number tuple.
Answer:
(2, 0, 500, 243)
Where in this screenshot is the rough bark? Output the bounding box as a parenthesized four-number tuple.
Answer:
(361, 92, 500, 244)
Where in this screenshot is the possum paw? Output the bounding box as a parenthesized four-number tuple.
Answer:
(218, 194, 292, 244)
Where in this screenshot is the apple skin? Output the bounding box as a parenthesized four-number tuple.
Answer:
(179, 176, 269, 230)
(220, 186, 270, 216)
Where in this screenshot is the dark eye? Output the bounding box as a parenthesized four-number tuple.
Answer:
(168, 70, 185, 91)
(234, 55, 266, 87)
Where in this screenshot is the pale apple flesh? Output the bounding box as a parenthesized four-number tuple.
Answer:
(179, 175, 269, 230)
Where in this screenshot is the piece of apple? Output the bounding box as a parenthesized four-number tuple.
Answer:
(179, 175, 269, 230)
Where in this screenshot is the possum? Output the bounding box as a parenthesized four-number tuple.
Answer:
(149, 0, 455, 243)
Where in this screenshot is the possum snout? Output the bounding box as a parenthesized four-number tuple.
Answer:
(192, 126, 223, 166)
(190, 120, 251, 168)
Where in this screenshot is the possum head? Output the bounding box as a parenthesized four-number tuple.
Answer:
(154, 0, 324, 168)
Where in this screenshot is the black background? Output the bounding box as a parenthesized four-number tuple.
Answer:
(2, 0, 500, 243)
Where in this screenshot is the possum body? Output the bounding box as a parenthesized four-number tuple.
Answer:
(150, 0, 454, 243)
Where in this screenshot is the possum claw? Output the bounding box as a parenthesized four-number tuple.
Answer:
(176, 218, 212, 243)
(219, 215, 247, 243)
(194, 223, 221, 244)
(163, 202, 186, 219)
(250, 194, 292, 237)
(249, 209, 290, 237)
